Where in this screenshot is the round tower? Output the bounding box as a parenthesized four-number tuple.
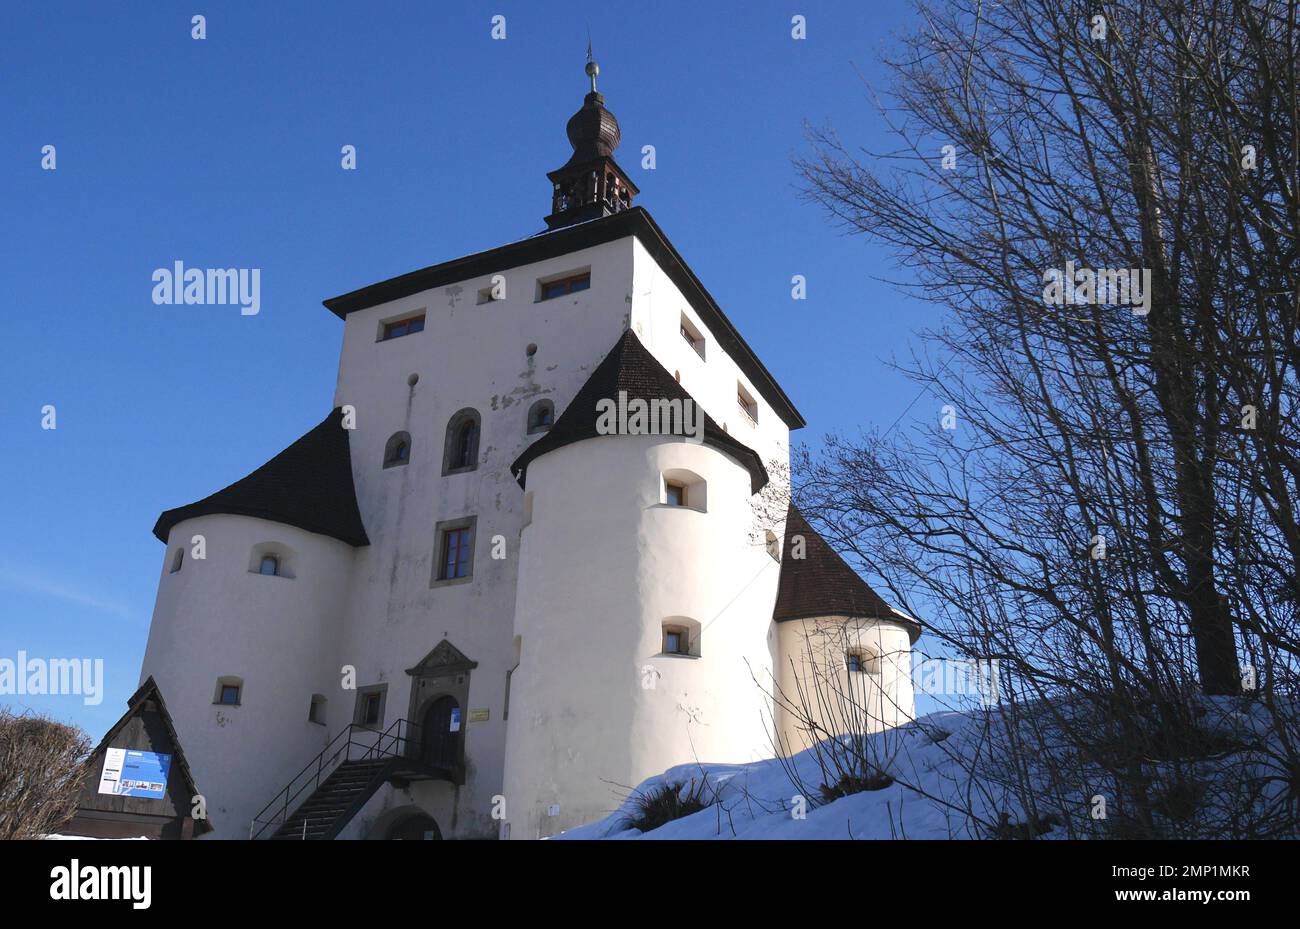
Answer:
(140, 409, 367, 836)
(771, 505, 921, 752)
(502, 331, 779, 838)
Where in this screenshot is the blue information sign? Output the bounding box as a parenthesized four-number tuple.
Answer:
(98, 748, 172, 799)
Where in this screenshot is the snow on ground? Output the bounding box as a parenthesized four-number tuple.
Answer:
(557, 710, 994, 840)
(556, 697, 1296, 839)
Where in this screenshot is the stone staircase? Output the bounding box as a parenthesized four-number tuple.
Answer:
(270, 758, 396, 840)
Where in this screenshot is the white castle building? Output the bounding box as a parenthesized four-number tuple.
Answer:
(137, 59, 920, 840)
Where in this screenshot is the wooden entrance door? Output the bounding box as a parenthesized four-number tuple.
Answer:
(421, 696, 460, 769)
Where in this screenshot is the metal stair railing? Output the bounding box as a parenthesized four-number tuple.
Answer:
(248, 717, 421, 839)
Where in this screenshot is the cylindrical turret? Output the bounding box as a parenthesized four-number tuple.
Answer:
(140, 513, 355, 836)
(502, 433, 778, 838)
(774, 615, 916, 754)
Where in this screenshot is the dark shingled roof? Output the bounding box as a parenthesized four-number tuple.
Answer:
(511, 329, 769, 493)
(153, 408, 369, 547)
(774, 504, 921, 642)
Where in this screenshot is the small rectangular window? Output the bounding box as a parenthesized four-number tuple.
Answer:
(381, 313, 425, 341)
(361, 692, 381, 726)
(737, 383, 758, 424)
(538, 272, 591, 301)
(680, 314, 705, 359)
(220, 684, 241, 705)
(663, 627, 688, 655)
(440, 526, 472, 580)
(665, 482, 686, 507)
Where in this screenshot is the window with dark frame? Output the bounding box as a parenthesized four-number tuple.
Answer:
(361, 692, 382, 726)
(259, 554, 279, 576)
(847, 653, 865, 673)
(219, 683, 241, 705)
(384, 431, 412, 468)
(737, 383, 759, 423)
(453, 420, 476, 468)
(665, 482, 687, 507)
(442, 410, 481, 474)
(663, 627, 688, 655)
(170, 549, 184, 573)
(539, 272, 590, 301)
(440, 526, 472, 580)
(680, 315, 705, 358)
(527, 399, 554, 433)
(381, 314, 425, 341)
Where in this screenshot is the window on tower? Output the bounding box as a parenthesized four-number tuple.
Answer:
(361, 693, 381, 725)
(379, 313, 425, 341)
(352, 684, 388, 729)
(308, 694, 327, 725)
(660, 618, 702, 657)
(526, 399, 554, 434)
(384, 431, 412, 468)
(538, 271, 591, 301)
(442, 409, 481, 475)
(737, 382, 759, 424)
(213, 676, 243, 706)
(679, 314, 705, 359)
(440, 528, 471, 579)
(847, 650, 881, 675)
(432, 516, 477, 586)
(248, 543, 294, 579)
(660, 469, 706, 511)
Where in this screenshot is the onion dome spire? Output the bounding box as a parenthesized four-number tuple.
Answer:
(544, 50, 639, 229)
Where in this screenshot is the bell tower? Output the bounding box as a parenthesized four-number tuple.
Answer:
(544, 49, 639, 229)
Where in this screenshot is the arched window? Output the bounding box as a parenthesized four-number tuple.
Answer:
(248, 543, 294, 578)
(169, 548, 184, 573)
(660, 617, 702, 657)
(526, 399, 554, 434)
(384, 431, 412, 468)
(442, 409, 481, 475)
(661, 469, 707, 512)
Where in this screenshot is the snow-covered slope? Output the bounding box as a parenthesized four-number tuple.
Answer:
(556, 698, 1296, 840)
(557, 711, 992, 840)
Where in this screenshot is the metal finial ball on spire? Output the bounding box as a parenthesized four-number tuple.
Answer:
(585, 58, 599, 93)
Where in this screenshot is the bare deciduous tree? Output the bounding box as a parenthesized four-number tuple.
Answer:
(791, 0, 1300, 836)
(0, 708, 91, 840)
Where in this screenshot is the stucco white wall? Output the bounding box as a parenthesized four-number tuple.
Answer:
(502, 434, 781, 839)
(774, 616, 915, 755)
(139, 514, 356, 837)
(139, 225, 853, 840)
(627, 236, 791, 476)
(320, 237, 644, 838)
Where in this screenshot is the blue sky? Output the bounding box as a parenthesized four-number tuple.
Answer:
(0, 0, 943, 736)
